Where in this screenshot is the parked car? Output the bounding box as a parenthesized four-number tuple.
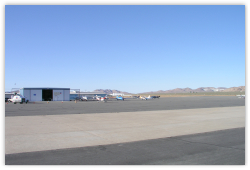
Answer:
(7, 93, 29, 104)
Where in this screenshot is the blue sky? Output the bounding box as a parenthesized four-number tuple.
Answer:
(5, 5, 245, 93)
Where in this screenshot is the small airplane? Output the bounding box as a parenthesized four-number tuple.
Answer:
(116, 96, 124, 101)
(152, 96, 160, 99)
(96, 95, 108, 102)
(236, 95, 245, 98)
(80, 96, 88, 101)
(146, 95, 153, 100)
(139, 96, 143, 99)
(7, 93, 29, 104)
(140, 95, 153, 100)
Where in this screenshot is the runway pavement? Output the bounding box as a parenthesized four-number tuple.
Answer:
(5, 96, 245, 165)
(6, 106, 245, 154)
(5, 96, 245, 116)
(6, 127, 245, 165)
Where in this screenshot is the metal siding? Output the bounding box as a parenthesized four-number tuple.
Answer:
(64, 90, 70, 101)
(23, 89, 31, 101)
(70, 94, 78, 100)
(5, 94, 12, 98)
(31, 90, 42, 101)
(20, 89, 24, 96)
(53, 90, 64, 101)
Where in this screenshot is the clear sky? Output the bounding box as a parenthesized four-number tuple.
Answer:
(5, 5, 245, 93)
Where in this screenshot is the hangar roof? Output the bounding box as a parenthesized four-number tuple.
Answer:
(20, 87, 70, 90)
(70, 92, 107, 95)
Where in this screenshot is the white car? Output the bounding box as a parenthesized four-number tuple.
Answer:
(8, 94, 29, 104)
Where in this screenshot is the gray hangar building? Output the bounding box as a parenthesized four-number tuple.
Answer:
(20, 87, 70, 101)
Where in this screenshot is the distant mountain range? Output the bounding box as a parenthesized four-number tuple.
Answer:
(142, 86, 245, 94)
(94, 89, 131, 94)
(94, 86, 245, 94)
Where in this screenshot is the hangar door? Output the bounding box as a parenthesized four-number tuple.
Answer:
(42, 89, 53, 101)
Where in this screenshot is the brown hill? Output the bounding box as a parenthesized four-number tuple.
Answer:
(94, 86, 245, 94)
(193, 88, 205, 92)
(223, 86, 245, 92)
(166, 88, 193, 93)
(94, 89, 131, 94)
(138, 86, 245, 94)
(155, 90, 167, 93)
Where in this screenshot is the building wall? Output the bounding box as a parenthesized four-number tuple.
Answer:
(8, 88, 72, 101)
(5, 93, 14, 99)
(64, 90, 70, 101)
(70, 94, 79, 100)
(23, 89, 31, 101)
(20, 89, 41, 102)
(69, 93, 107, 100)
(112, 93, 124, 96)
(81, 94, 106, 97)
(53, 90, 64, 101)
(52, 89, 70, 101)
(30, 90, 42, 101)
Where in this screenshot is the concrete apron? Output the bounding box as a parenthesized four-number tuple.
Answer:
(5, 106, 245, 154)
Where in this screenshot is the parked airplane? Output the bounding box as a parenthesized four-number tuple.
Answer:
(145, 95, 153, 100)
(116, 96, 124, 101)
(96, 95, 108, 102)
(139, 96, 146, 100)
(146, 95, 153, 100)
(152, 96, 160, 99)
(236, 95, 245, 98)
(7, 93, 29, 104)
(80, 96, 88, 101)
(140, 95, 153, 100)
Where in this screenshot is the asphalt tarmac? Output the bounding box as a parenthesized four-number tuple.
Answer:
(6, 127, 245, 165)
(5, 96, 245, 117)
(5, 96, 245, 165)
